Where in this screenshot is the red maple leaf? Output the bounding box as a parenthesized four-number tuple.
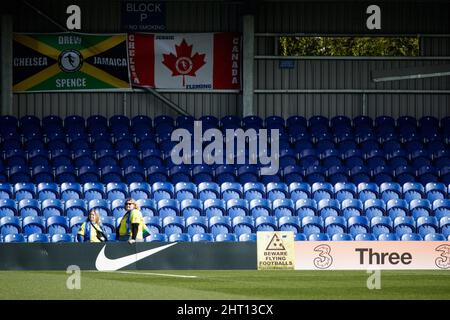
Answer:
(162, 39, 206, 86)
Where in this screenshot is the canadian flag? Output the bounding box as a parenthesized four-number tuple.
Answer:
(128, 33, 241, 90)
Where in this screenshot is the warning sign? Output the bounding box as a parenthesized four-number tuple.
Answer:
(257, 231, 295, 270)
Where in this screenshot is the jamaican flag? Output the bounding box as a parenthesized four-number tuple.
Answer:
(13, 33, 131, 92)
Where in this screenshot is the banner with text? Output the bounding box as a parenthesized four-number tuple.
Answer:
(128, 33, 241, 90)
(257, 231, 295, 270)
(295, 241, 450, 270)
(13, 33, 131, 92)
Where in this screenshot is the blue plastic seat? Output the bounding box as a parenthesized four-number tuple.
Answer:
(386, 199, 408, 220)
(226, 199, 249, 219)
(185, 215, 208, 235)
(158, 199, 179, 219)
(293, 233, 307, 241)
(272, 199, 294, 219)
(221, 182, 243, 201)
(424, 233, 446, 241)
(324, 215, 347, 234)
(142, 216, 162, 234)
(111, 199, 126, 220)
(243, 182, 265, 201)
(18, 199, 41, 218)
(332, 233, 353, 241)
(311, 182, 333, 202)
(0, 216, 21, 236)
(309, 233, 330, 241)
(203, 199, 226, 218)
(232, 215, 255, 236)
(192, 233, 214, 242)
(162, 216, 185, 234)
(166, 233, 189, 242)
(433, 199, 450, 220)
(278, 216, 301, 233)
(239, 233, 257, 242)
(349, 166, 370, 184)
(141, 148, 163, 167)
(0, 183, 13, 200)
(191, 165, 214, 184)
(180, 199, 202, 218)
(209, 216, 231, 236)
(101, 165, 123, 183)
(354, 233, 376, 241)
(289, 182, 310, 202)
(62, 199, 85, 219)
(380, 182, 402, 202)
(364, 199, 386, 220)
(145, 233, 168, 242)
(14, 182, 36, 201)
(348, 216, 369, 237)
(175, 182, 197, 201)
(318, 199, 340, 219)
(46, 215, 68, 235)
(341, 199, 363, 219)
(0, 199, 17, 218)
(69, 215, 85, 232)
(410, 199, 432, 220)
(301, 216, 324, 236)
(249, 199, 271, 219)
(266, 182, 288, 201)
(37, 182, 59, 200)
(215, 165, 237, 184)
(77, 165, 100, 183)
(27, 233, 49, 243)
(378, 233, 399, 241)
(152, 182, 174, 202)
(88, 199, 111, 217)
(394, 216, 415, 237)
(51, 233, 73, 243)
(54, 165, 77, 184)
(371, 216, 393, 237)
(106, 182, 128, 201)
(128, 182, 151, 200)
(214, 233, 236, 242)
(417, 216, 439, 237)
(334, 182, 356, 202)
(255, 215, 277, 232)
(4, 234, 25, 243)
(295, 199, 317, 219)
(401, 233, 423, 241)
(134, 199, 156, 217)
(197, 182, 220, 201)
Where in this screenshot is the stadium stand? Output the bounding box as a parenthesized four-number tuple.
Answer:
(0, 115, 449, 242)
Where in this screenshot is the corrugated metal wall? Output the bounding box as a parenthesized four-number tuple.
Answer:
(255, 1, 450, 34)
(12, 0, 243, 119)
(254, 57, 450, 118)
(10, 0, 450, 120)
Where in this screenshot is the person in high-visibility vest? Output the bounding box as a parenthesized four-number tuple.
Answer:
(116, 198, 145, 243)
(77, 210, 108, 242)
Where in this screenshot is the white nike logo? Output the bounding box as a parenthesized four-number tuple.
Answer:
(95, 243, 178, 271)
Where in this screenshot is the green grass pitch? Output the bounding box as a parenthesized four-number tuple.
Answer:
(0, 270, 449, 300)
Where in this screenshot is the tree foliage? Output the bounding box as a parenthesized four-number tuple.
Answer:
(279, 37, 419, 56)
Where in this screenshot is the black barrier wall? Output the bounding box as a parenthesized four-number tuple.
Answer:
(0, 243, 257, 270)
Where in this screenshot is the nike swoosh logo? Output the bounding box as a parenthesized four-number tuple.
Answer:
(95, 243, 178, 271)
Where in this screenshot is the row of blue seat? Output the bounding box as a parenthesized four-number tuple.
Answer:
(2, 196, 449, 221)
(2, 212, 448, 235)
(2, 181, 449, 202)
(4, 114, 449, 127)
(1, 231, 448, 243)
(1, 164, 449, 185)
